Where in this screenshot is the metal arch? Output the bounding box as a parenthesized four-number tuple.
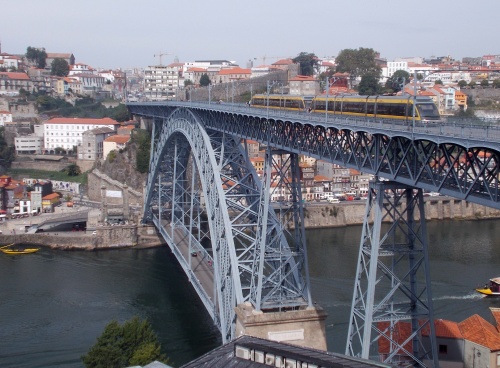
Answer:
(144, 108, 242, 343)
(143, 107, 310, 343)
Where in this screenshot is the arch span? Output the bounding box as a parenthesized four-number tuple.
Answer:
(144, 108, 311, 342)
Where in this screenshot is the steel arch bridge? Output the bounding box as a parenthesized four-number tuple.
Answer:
(128, 100, 500, 367)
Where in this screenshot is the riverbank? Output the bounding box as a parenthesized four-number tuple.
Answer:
(1, 197, 499, 250)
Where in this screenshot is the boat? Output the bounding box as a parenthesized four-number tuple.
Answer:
(476, 277, 500, 296)
(0, 244, 40, 255)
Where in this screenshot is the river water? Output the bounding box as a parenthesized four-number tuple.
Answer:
(1, 219, 499, 367)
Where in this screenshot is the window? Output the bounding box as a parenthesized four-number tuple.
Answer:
(439, 345, 447, 354)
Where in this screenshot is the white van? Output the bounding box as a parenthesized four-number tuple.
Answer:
(327, 197, 340, 204)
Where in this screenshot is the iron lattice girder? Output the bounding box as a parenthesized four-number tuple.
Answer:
(143, 108, 310, 343)
(346, 181, 438, 368)
(184, 110, 500, 208)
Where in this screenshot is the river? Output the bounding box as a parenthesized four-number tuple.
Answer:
(1, 219, 499, 367)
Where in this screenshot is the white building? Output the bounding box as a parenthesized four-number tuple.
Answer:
(14, 135, 44, 154)
(144, 64, 183, 100)
(103, 134, 131, 160)
(0, 110, 12, 126)
(69, 73, 105, 95)
(43, 117, 118, 152)
(69, 63, 95, 76)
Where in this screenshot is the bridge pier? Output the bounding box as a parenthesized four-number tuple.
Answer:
(234, 302, 327, 351)
(346, 180, 438, 367)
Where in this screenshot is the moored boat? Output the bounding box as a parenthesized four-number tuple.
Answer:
(0, 244, 40, 255)
(476, 277, 500, 296)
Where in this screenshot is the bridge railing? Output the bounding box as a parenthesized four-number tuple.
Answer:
(155, 100, 500, 144)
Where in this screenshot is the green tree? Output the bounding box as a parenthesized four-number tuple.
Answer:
(468, 80, 476, 88)
(457, 80, 468, 88)
(385, 70, 410, 93)
(65, 164, 81, 176)
(292, 52, 319, 76)
(199, 73, 211, 87)
(133, 129, 151, 173)
(81, 317, 167, 368)
(111, 104, 131, 122)
(51, 58, 70, 77)
(480, 79, 490, 87)
(358, 74, 380, 95)
(493, 79, 500, 88)
(0, 127, 15, 172)
(26, 46, 47, 69)
(335, 47, 381, 82)
(435, 80, 443, 85)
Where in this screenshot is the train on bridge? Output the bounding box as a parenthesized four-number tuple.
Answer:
(250, 94, 441, 123)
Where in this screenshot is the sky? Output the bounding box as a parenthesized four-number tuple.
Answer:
(1, 0, 499, 70)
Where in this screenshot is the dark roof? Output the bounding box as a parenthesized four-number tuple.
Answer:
(180, 335, 391, 368)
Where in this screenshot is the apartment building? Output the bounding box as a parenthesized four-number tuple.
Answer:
(43, 117, 118, 152)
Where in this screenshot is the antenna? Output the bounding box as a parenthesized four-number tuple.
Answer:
(153, 51, 171, 66)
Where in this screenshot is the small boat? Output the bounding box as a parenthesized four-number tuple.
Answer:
(0, 244, 40, 255)
(476, 277, 500, 296)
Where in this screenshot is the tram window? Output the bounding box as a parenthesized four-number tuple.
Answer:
(367, 103, 375, 114)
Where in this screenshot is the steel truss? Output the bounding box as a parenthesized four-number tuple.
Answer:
(195, 111, 500, 209)
(144, 108, 310, 343)
(346, 180, 438, 367)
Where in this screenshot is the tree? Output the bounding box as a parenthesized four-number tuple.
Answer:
(199, 73, 210, 87)
(385, 70, 410, 93)
(65, 164, 81, 176)
(81, 316, 168, 368)
(111, 104, 131, 122)
(26, 46, 47, 69)
(133, 129, 151, 173)
(292, 52, 319, 76)
(51, 58, 70, 77)
(358, 74, 380, 95)
(335, 47, 381, 82)
(493, 79, 500, 88)
(468, 80, 476, 89)
(480, 79, 490, 87)
(435, 80, 443, 85)
(457, 80, 468, 88)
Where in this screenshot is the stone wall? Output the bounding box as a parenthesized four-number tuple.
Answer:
(2, 224, 163, 250)
(87, 170, 143, 207)
(301, 198, 500, 229)
(11, 158, 73, 172)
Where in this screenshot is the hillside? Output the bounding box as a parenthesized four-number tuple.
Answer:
(94, 140, 148, 193)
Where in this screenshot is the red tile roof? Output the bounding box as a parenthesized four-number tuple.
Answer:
(289, 75, 316, 82)
(0, 72, 30, 80)
(43, 193, 60, 200)
(104, 135, 130, 144)
(45, 117, 118, 125)
(459, 314, 500, 351)
(218, 67, 251, 75)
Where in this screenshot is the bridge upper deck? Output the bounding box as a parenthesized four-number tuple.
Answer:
(128, 100, 500, 152)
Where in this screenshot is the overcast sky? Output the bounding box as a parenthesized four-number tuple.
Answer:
(1, 0, 498, 70)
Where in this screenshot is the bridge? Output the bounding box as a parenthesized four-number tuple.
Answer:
(128, 99, 500, 367)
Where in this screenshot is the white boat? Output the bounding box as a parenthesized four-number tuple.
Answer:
(476, 277, 500, 296)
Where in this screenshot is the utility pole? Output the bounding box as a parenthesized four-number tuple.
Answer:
(154, 51, 171, 66)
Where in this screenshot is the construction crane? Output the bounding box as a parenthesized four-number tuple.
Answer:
(154, 51, 171, 66)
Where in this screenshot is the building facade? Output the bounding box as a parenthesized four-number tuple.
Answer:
(43, 117, 118, 152)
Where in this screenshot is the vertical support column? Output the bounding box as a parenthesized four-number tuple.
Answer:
(346, 180, 438, 368)
(122, 184, 129, 221)
(100, 185, 107, 223)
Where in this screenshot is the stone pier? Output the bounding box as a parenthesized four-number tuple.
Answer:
(234, 302, 328, 351)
